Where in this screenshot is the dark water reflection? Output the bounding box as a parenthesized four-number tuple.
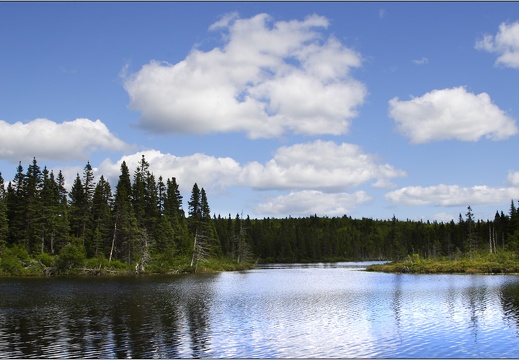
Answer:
(2, 263, 519, 358)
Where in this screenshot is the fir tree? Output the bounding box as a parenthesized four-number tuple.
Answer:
(24, 158, 44, 254)
(68, 173, 85, 240)
(90, 175, 113, 258)
(6, 162, 28, 249)
(54, 170, 70, 253)
(0, 172, 8, 246)
(112, 161, 139, 264)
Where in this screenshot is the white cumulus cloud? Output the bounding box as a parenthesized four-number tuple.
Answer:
(507, 170, 519, 186)
(0, 118, 128, 163)
(385, 184, 519, 207)
(388, 86, 518, 143)
(255, 190, 372, 217)
(98, 141, 405, 195)
(97, 149, 242, 194)
(475, 21, 519, 68)
(123, 13, 366, 138)
(240, 140, 406, 191)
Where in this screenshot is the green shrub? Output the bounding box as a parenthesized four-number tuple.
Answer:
(56, 243, 86, 273)
(106, 259, 128, 270)
(36, 253, 54, 267)
(0, 254, 23, 274)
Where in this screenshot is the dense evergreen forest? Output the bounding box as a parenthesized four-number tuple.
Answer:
(0, 156, 519, 275)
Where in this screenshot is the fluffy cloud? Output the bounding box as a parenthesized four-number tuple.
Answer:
(240, 140, 406, 191)
(124, 13, 366, 138)
(385, 184, 519, 207)
(97, 149, 241, 193)
(388, 87, 518, 143)
(98, 140, 405, 195)
(255, 190, 372, 217)
(0, 118, 127, 163)
(475, 21, 519, 68)
(507, 171, 519, 186)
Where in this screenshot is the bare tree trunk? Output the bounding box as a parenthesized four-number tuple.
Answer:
(109, 221, 117, 263)
(489, 226, 493, 254)
(191, 228, 199, 269)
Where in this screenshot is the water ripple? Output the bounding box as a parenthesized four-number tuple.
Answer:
(2, 269, 519, 358)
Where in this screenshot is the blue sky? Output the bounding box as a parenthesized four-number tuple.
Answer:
(1, 2, 519, 222)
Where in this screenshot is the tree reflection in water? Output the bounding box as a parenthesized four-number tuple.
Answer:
(0, 276, 216, 358)
(500, 281, 519, 332)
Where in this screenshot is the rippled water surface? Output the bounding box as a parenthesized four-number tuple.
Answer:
(2, 262, 519, 358)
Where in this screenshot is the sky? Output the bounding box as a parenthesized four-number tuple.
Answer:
(1, 2, 519, 222)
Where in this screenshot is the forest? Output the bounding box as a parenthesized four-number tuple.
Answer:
(0, 156, 519, 275)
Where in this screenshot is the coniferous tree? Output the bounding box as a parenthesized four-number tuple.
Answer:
(144, 171, 159, 237)
(200, 188, 221, 257)
(90, 175, 113, 258)
(68, 173, 85, 240)
(153, 176, 176, 256)
(132, 155, 148, 228)
(112, 161, 139, 264)
(188, 183, 202, 233)
(165, 177, 190, 253)
(6, 162, 26, 246)
(466, 206, 477, 258)
(24, 158, 44, 254)
(39, 167, 59, 254)
(54, 170, 70, 253)
(0, 173, 8, 246)
(81, 162, 95, 244)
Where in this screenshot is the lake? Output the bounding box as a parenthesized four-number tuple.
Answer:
(2, 261, 519, 358)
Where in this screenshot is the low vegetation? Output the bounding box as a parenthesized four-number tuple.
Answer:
(366, 251, 519, 274)
(0, 242, 254, 277)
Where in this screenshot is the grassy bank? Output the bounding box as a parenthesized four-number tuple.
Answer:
(0, 245, 255, 277)
(366, 252, 519, 274)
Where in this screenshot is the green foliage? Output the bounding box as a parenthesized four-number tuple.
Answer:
(36, 252, 54, 267)
(4, 156, 519, 276)
(367, 250, 519, 274)
(0, 244, 31, 275)
(56, 241, 86, 273)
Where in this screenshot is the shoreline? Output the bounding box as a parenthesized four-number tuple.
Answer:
(366, 254, 519, 275)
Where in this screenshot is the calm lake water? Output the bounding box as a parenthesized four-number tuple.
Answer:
(2, 262, 519, 358)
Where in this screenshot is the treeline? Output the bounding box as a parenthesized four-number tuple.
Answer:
(1, 156, 519, 274)
(0, 156, 250, 274)
(222, 205, 519, 263)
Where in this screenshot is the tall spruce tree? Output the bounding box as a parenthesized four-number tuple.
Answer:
(24, 158, 44, 254)
(90, 175, 113, 258)
(165, 177, 190, 253)
(7, 162, 26, 246)
(54, 170, 70, 253)
(112, 161, 139, 264)
(0, 173, 8, 246)
(69, 173, 85, 240)
(39, 167, 59, 254)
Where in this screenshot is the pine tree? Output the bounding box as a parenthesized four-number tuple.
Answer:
(24, 158, 44, 254)
(188, 183, 202, 232)
(112, 161, 139, 264)
(7, 163, 26, 246)
(466, 206, 477, 258)
(90, 175, 113, 258)
(0, 172, 8, 246)
(132, 155, 148, 228)
(39, 167, 58, 254)
(69, 173, 85, 239)
(165, 177, 190, 253)
(200, 188, 221, 257)
(54, 170, 70, 253)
